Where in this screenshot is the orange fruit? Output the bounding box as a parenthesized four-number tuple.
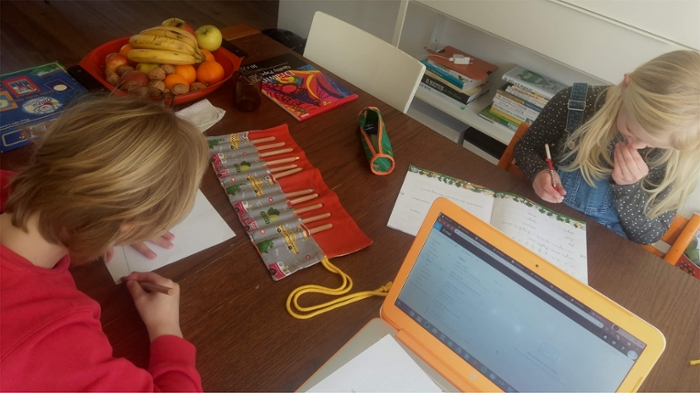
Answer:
(164, 74, 190, 89)
(174, 65, 197, 84)
(197, 61, 225, 85)
(119, 44, 134, 58)
(200, 49, 215, 63)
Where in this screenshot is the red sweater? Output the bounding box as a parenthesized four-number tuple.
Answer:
(0, 170, 203, 391)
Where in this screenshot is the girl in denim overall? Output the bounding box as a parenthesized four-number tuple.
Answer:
(514, 50, 700, 245)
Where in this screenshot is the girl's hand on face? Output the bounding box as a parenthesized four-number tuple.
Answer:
(124, 271, 183, 342)
(612, 143, 649, 185)
(129, 231, 175, 260)
(533, 169, 567, 203)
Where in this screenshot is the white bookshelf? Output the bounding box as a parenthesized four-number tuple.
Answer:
(414, 86, 513, 145)
(397, 2, 604, 159)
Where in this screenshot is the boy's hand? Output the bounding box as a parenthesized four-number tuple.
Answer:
(613, 143, 648, 186)
(130, 232, 175, 260)
(533, 169, 567, 203)
(124, 271, 183, 342)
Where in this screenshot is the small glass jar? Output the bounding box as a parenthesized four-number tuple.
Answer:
(234, 71, 262, 112)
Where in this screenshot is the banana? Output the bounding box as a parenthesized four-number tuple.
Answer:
(140, 26, 199, 51)
(130, 34, 197, 56)
(139, 26, 205, 62)
(127, 49, 197, 65)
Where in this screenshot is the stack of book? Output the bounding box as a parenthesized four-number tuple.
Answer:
(479, 66, 568, 131)
(419, 46, 497, 109)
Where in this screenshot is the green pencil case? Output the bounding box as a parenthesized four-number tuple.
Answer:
(359, 107, 395, 176)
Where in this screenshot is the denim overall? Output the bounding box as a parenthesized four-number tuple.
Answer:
(557, 83, 627, 238)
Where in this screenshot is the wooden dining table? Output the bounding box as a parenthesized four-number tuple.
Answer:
(2, 28, 699, 392)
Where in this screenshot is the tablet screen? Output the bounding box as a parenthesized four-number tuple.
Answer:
(395, 213, 646, 392)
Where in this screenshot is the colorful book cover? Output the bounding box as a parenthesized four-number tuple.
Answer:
(424, 59, 485, 91)
(478, 104, 519, 132)
(422, 70, 488, 105)
(490, 105, 525, 126)
(505, 84, 547, 108)
(493, 90, 541, 122)
(502, 66, 568, 100)
(239, 53, 358, 122)
(421, 60, 466, 90)
(0, 62, 87, 152)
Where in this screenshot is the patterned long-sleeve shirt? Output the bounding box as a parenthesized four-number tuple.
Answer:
(514, 85, 675, 245)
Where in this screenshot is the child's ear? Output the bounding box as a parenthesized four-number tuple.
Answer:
(120, 222, 136, 233)
(622, 74, 631, 88)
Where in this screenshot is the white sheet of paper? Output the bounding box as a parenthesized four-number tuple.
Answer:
(105, 190, 235, 283)
(307, 334, 442, 393)
(388, 171, 494, 236)
(490, 196, 588, 283)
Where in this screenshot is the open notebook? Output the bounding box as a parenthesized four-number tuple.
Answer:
(389, 166, 588, 283)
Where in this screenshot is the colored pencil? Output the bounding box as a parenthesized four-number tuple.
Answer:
(260, 148, 293, 158)
(265, 156, 299, 166)
(269, 164, 298, 173)
(289, 193, 318, 205)
(251, 136, 275, 144)
(302, 212, 331, 224)
(285, 189, 314, 198)
(257, 142, 285, 151)
(140, 282, 174, 295)
(273, 167, 303, 180)
(308, 223, 333, 235)
(294, 203, 323, 215)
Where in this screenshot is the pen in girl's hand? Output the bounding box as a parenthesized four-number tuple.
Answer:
(545, 144, 557, 189)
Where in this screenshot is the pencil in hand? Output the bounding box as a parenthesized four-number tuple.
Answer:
(544, 144, 557, 189)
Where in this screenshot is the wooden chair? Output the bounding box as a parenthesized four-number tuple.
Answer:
(303, 12, 425, 114)
(643, 213, 700, 265)
(497, 122, 529, 179)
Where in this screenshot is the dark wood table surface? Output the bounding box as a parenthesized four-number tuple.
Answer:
(2, 31, 699, 392)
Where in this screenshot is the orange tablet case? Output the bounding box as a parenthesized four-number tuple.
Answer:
(304, 198, 666, 392)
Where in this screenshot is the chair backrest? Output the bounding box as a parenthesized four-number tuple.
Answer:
(304, 12, 425, 113)
(497, 122, 529, 179)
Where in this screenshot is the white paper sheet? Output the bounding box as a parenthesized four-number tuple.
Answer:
(388, 171, 494, 236)
(105, 190, 235, 283)
(307, 334, 442, 393)
(490, 195, 588, 283)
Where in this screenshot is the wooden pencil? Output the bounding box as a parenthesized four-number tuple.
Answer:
(273, 167, 302, 180)
(308, 223, 333, 235)
(289, 193, 318, 205)
(256, 142, 285, 151)
(269, 164, 297, 173)
(140, 282, 174, 295)
(285, 189, 314, 198)
(265, 156, 299, 166)
(302, 212, 331, 224)
(259, 148, 293, 158)
(251, 136, 275, 144)
(294, 203, 323, 215)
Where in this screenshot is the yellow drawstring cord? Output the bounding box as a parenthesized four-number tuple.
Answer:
(286, 257, 393, 319)
(690, 359, 700, 366)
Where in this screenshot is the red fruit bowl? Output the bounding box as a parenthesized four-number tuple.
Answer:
(79, 36, 242, 105)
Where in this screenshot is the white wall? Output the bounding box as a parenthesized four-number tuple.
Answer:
(277, 0, 400, 42)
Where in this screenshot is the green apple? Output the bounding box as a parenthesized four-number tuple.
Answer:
(195, 25, 223, 52)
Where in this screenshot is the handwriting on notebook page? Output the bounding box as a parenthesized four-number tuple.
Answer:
(490, 195, 588, 284)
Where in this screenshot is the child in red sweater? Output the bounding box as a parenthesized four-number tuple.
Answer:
(0, 96, 210, 391)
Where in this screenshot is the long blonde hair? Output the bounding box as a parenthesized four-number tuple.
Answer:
(5, 96, 210, 261)
(562, 50, 700, 218)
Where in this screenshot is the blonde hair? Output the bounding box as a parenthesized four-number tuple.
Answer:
(562, 50, 700, 218)
(5, 96, 210, 262)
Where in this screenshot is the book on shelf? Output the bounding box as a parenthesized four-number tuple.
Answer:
(239, 53, 358, 122)
(425, 46, 498, 84)
(490, 105, 526, 126)
(421, 70, 489, 105)
(493, 88, 541, 123)
(478, 104, 519, 132)
(422, 59, 485, 92)
(419, 82, 489, 110)
(502, 66, 568, 101)
(505, 84, 548, 109)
